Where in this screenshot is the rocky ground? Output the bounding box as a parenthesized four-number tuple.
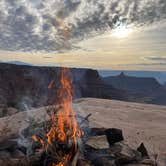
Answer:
(74, 98, 166, 165)
(0, 98, 166, 165)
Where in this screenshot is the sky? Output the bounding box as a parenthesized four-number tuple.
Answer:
(0, 0, 166, 70)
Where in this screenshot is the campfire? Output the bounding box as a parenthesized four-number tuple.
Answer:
(0, 67, 157, 166)
(32, 68, 82, 166)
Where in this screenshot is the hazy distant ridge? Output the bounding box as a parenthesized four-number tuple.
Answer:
(99, 70, 166, 84)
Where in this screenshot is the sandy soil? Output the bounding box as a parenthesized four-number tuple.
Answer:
(73, 98, 166, 165)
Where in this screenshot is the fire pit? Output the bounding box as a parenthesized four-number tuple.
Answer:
(32, 68, 82, 166)
(0, 68, 156, 166)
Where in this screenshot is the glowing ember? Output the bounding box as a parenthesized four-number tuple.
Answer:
(32, 135, 38, 142)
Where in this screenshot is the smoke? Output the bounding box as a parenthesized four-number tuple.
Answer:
(0, 0, 166, 51)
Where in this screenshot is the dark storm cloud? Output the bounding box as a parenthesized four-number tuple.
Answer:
(0, 0, 166, 51)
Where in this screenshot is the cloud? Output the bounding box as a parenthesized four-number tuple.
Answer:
(120, 62, 166, 66)
(0, 0, 166, 51)
(42, 56, 53, 59)
(144, 56, 166, 62)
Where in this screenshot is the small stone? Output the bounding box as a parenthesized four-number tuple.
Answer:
(141, 159, 156, 166)
(105, 128, 124, 146)
(0, 150, 11, 158)
(109, 142, 142, 165)
(77, 159, 92, 166)
(89, 128, 106, 136)
(92, 156, 116, 166)
(84, 145, 115, 166)
(86, 135, 110, 149)
(137, 143, 149, 159)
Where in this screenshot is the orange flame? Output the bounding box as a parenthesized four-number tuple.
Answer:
(48, 80, 54, 89)
(32, 135, 38, 142)
(46, 68, 81, 166)
(52, 163, 64, 166)
(32, 135, 45, 148)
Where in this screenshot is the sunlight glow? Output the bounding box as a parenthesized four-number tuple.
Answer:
(112, 25, 132, 38)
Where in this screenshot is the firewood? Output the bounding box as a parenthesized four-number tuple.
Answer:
(80, 114, 92, 125)
(71, 150, 79, 166)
